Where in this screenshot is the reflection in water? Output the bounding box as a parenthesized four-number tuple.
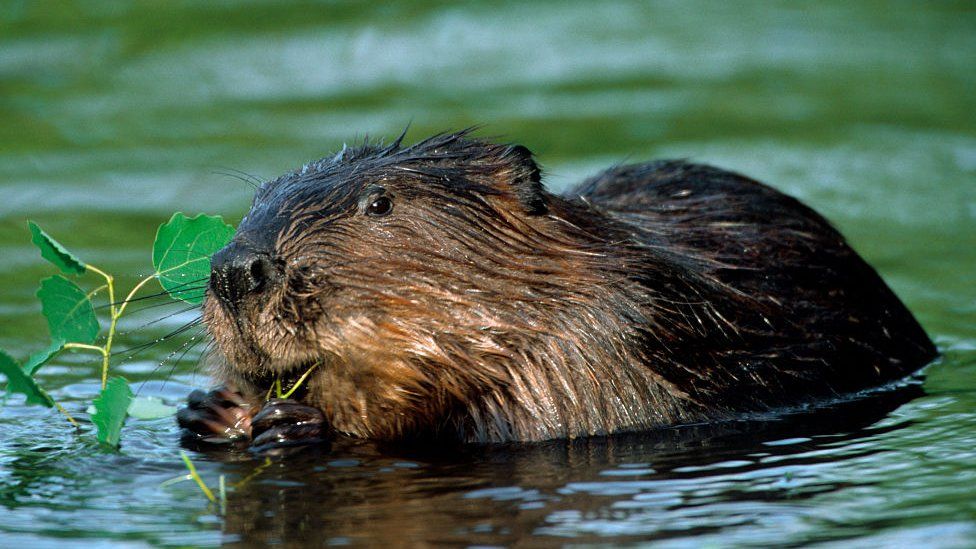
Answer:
(217, 384, 923, 546)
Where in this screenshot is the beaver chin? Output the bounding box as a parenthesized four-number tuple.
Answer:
(224, 333, 325, 382)
(203, 294, 325, 382)
(210, 337, 327, 400)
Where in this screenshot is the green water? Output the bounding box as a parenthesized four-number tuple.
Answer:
(1, 1, 975, 546)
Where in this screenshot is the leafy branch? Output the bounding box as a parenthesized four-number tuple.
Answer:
(0, 214, 234, 448)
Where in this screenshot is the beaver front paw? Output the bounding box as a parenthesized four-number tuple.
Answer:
(178, 389, 330, 452)
(177, 387, 256, 446)
(250, 398, 330, 451)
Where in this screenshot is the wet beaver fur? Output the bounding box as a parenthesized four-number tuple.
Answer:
(178, 130, 936, 448)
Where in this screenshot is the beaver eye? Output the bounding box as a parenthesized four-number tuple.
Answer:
(365, 196, 393, 217)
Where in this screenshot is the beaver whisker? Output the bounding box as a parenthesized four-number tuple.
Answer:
(100, 278, 209, 309)
(212, 168, 261, 190)
(142, 322, 209, 394)
(115, 314, 204, 361)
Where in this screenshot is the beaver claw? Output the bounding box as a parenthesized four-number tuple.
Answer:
(250, 399, 329, 451)
(177, 387, 255, 445)
(178, 389, 329, 451)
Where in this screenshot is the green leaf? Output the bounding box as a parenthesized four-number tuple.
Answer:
(38, 275, 99, 345)
(92, 376, 132, 447)
(0, 349, 53, 407)
(28, 220, 87, 275)
(24, 339, 65, 376)
(127, 396, 177, 419)
(153, 213, 235, 304)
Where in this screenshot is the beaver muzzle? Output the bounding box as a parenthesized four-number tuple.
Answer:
(209, 241, 282, 310)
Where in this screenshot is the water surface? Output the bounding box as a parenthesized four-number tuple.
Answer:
(1, 1, 974, 546)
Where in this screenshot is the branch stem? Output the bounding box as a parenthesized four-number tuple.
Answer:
(180, 451, 216, 503)
(53, 400, 79, 427)
(85, 264, 115, 389)
(63, 343, 107, 355)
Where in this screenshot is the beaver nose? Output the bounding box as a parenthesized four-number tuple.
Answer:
(209, 243, 279, 307)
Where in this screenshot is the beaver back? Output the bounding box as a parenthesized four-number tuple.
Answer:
(567, 160, 936, 415)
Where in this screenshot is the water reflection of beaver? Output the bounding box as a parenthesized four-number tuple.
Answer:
(213, 384, 924, 546)
(178, 130, 936, 448)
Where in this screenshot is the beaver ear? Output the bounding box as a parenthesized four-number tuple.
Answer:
(500, 144, 548, 215)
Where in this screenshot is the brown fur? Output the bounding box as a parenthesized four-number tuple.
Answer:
(203, 130, 936, 443)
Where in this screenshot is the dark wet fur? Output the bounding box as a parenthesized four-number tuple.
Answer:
(196, 130, 936, 445)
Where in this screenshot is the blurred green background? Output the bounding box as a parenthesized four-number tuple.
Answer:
(0, 1, 974, 546)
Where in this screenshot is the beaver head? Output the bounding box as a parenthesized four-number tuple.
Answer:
(203, 131, 635, 439)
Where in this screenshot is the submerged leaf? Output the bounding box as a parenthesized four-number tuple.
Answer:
(24, 339, 65, 376)
(127, 396, 177, 419)
(38, 275, 99, 344)
(0, 349, 53, 407)
(92, 377, 132, 447)
(152, 213, 235, 304)
(28, 220, 87, 275)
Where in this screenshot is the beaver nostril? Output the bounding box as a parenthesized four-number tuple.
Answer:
(247, 255, 274, 293)
(210, 244, 279, 307)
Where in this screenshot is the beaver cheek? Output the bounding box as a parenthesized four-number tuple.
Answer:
(204, 321, 234, 364)
(204, 308, 258, 374)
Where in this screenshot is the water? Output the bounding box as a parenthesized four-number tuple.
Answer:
(1, 1, 974, 546)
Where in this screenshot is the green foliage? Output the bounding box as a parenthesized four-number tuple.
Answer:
(37, 275, 99, 345)
(153, 213, 235, 304)
(2, 215, 235, 449)
(24, 340, 65, 376)
(0, 350, 53, 407)
(92, 377, 133, 447)
(28, 220, 87, 275)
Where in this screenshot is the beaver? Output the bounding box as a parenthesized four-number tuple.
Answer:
(178, 130, 936, 449)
